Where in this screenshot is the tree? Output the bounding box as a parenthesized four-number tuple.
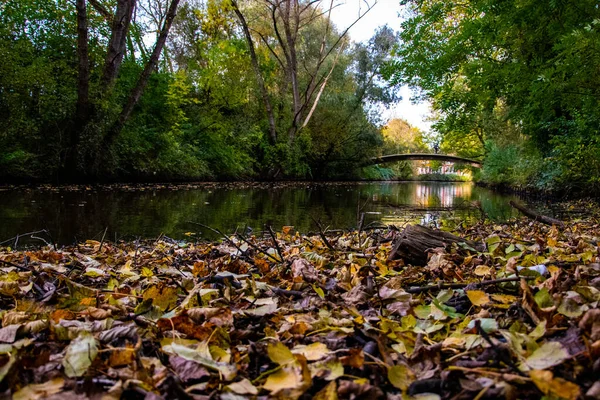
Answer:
(385, 0, 600, 189)
(233, 0, 375, 143)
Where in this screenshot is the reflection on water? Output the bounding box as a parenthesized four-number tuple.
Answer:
(415, 183, 471, 207)
(0, 182, 520, 245)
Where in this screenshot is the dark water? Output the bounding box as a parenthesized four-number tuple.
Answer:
(0, 182, 520, 246)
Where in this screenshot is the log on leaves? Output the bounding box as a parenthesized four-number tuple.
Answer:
(388, 224, 485, 265)
(509, 201, 565, 228)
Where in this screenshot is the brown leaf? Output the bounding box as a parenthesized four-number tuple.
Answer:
(579, 308, 600, 341)
(0, 324, 21, 343)
(169, 355, 210, 383)
(337, 379, 384, 400)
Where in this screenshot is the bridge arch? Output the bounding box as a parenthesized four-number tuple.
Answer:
(367, 153, 482, 168)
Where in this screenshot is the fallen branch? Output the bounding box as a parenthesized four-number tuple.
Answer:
(404, 276, 534, 294)
(509, 201, 565, 228)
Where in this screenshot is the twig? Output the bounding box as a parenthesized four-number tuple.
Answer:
(0, 230, 49, 246)
(99, 227, 108, 252)
(0, 259, 32, 272)
(404, 276, 535, 294)
(236, 233, 281, 263)
(187, 221, 251, 260)
(475, 320, 524, 375)
(311, 217, 336, 251)
(267, 225, 284, 261)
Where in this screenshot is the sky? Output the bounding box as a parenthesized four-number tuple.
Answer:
(329, 0, 433, 132)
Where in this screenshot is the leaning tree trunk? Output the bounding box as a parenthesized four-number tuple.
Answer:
(101, 0, 136, 91)
(388, 224, 485, 265)
(232, 0, 277, 145)
(105, 0, 181, 146)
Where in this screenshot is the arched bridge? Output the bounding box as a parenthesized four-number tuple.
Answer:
(367, 153, 482, 168)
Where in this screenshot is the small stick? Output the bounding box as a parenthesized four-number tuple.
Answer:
(0, 259, 31, 272)
(311, 217, 335, 251)
(236, 233, 281, 263)
(99, 227, 108, 252)
(404, 276, 534, 294)
(0, 230, 48, 246)
(267, 225, 284, 261)
(187, 221, 253, 262)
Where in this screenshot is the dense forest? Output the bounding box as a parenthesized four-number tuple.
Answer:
(1, 0, 600, 192)
(0, 0, 400, 181)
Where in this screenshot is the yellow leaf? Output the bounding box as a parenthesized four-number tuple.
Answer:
(530, 370, 580, 400)
(309, 358, 344, 381)
(523, 342, 569, 370)
(474, 265, 491, 276)
(491, 294, 518, 304)
(13, 378, 65, 400)
(142, 284, 178, 311)
(291, 342, 330, 361)
(267, 341, 295, 365)
(388, 364, 415, 390)
(466, 290, 490, 306)
(313, 284, 325, 299)
(313, 381, 338, 400)
(263, 366, 303, 393)
(226, 378, 258, 395)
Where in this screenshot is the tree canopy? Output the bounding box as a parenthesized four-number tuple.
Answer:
(386, 0, 600, 191)
(0, 0, 400, 181)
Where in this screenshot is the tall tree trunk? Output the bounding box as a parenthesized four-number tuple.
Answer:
(232, 0, 277, 144)
(67, 0, 90, 174)
(105, 0, 181, 146)
(101, 0, 136, 91)
(280, 0, 301, 142)
(75, 0, 89, 124)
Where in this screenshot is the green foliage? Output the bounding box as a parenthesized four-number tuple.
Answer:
(386, 0, 600, 192)
(416, 173, 470, 182)
(0, 0, 400, 182)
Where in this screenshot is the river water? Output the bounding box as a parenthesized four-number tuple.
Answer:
(0, 182, 519, 246)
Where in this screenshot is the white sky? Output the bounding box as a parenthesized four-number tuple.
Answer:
(329, 0, 433, 132)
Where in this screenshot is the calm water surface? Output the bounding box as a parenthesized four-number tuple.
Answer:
(0, 182, 520, 246)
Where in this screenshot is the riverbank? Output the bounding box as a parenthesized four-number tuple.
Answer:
(0, 215, 598, 399)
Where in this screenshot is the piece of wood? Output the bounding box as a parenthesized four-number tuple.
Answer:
(388, 224, 484, 265)
(509, 201, 565, 227)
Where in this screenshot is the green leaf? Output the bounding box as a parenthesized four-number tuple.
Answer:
(522, 342, 569, 371)
(62, 332, 98, 378)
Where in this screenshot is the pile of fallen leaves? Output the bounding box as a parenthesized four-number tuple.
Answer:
(0, 218, 599, 399)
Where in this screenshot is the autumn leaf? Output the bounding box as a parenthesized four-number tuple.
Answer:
(62, 332, 98, 377)
(388, 364, 415, 390)
(530, 370, 580, 400)
(268, 341, 295, 365)
(522, 342, 570, 371)
(466, 290, 491, 306)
